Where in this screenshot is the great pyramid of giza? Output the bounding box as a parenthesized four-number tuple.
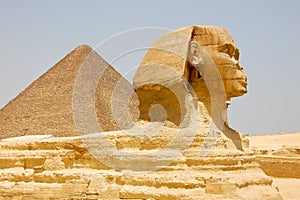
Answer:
(0, 45, 138, 139)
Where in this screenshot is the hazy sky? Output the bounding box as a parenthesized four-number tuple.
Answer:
(0, 0, 299, 135)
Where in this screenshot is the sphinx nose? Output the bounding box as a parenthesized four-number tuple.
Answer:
(236, 63, 247, 81)
(237, 62, 243, 70)
(243, 74, 248, 82)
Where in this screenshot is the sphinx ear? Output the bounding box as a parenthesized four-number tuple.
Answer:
(188, 40, 204, 67)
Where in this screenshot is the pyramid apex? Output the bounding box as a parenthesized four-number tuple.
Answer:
(73, 44, 94, 52)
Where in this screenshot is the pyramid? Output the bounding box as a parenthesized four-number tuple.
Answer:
(0, 45, 138, 139)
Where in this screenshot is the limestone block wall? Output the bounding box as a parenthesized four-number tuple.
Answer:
(0, 134, 282, 200)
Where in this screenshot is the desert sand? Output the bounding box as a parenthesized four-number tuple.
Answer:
(248, 132, 300, 149)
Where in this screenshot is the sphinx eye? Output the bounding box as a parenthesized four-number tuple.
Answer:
(234, 49, 240, 60)
(221, 44, 229, 54)
(220, 43, 235, 57)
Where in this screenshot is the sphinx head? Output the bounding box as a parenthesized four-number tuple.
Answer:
(133, 26, 247, 126)
(188, 26, 247, 99)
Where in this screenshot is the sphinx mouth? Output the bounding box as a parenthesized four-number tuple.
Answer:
(238, 78, 247, 83)
(224, 78, 247, 83)
(238, 79, 248, 87)
(238, 80, 248, 92)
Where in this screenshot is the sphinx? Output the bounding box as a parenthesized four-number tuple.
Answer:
(134, 26, 248, 151)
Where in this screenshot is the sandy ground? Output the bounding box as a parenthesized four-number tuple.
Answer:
(273, 178, 300, 200)
(247, 132, 300, 149)
(248, 132, 300, 200)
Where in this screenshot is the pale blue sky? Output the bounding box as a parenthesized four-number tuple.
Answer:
(0, 0, 299, 135)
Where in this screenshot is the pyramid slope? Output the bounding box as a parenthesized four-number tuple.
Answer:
(0, 45, 137, 139)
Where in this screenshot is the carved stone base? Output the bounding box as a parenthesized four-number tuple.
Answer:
(0, 133, 282, 200)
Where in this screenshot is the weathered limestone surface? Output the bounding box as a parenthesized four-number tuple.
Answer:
(248, 133, 300, 178)
(256, 156, 300, 178)
(0, 134, 282, 200)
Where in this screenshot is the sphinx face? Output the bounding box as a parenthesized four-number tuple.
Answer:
(191, 27, 248, 99)
(209, 41, 247, 98)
